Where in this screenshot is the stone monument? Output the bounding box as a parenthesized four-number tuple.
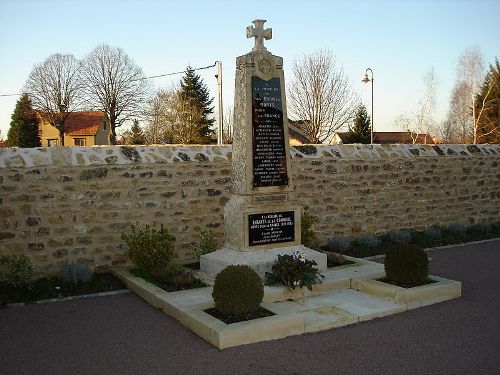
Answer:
(201, 20, 327, 279)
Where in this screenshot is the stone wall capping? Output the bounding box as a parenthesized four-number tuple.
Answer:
(2, 144, 499, 169)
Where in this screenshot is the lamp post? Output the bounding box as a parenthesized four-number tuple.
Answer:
(362, 68, 374, 144)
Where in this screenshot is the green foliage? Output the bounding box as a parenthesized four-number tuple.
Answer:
(59, 260, 93, 285)
(7, 94, 40, 148)
(326, 236, 350, 252)
(192, 229, 218, 260)
(344, 104, 371, 144)
(179, 67, 215, 143)
(127, 119, 146, 145)
(130, 265, 206, 292)
(388, 229, 412, 244)
(384, 244, 429, 286)
(475, 58, 499, 144)
(265, 252, 324, 291)
(448, 223, 467, 238)
(1, 273, 124, 305)
(469, 223, 492, 235)
(121, 223, 176, 276)
(326, 251, 350, 268)
(424, 226, 442, 240)
(357, 234, 382, 248)
(212, 265, 263, 316)
(301, 206, 319, 248)
(1, 253, 34, 287)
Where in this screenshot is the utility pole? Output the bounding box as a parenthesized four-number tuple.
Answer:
(216, 61, 223, 145)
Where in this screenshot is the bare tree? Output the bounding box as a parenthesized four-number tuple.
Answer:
(82, 44, 149, 145)
(447, 80, 472, 143)
(144, 88, 206, 144)
(287, 50, 358, 143)
(222, 105, 234, 144)
(456, 46, 485, 143)
(396, 68, 438, 144)
(436, 119, 460, 144)
(144, 89, 170, 144)
(24, 54, 82, 146)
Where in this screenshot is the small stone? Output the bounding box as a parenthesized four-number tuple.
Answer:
(178, 152, 191, 161)
(105, 156, 118, 164)
(53, 249, 68, 258)
(195, 153, 208, 162)
(8, 173, 23, 182)
(79, 167, 108, 180)
(0, 232, 15, 240)
(58, 175, 73, 182)
(120, 146, 141, 162)
(28, 242, 44, 251)
(26, 217, 41, 226)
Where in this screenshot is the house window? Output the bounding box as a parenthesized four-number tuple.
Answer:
(74, 138, 86, 146)
(47, 139, 58, 147)
(102, 120, 107, 131)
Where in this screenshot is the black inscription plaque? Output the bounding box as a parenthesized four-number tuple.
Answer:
(248, 211, 295, 246)
(252, 76, 288, 187)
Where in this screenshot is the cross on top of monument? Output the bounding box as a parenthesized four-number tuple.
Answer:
(246, 19, 272, 52)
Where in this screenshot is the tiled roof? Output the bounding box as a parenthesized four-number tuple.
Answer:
(0, 140, 8, 148)
(38, 111, 106, 135)
(65, 112, 105, 135)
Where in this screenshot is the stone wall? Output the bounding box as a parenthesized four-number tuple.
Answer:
(1, 144, 498, 275)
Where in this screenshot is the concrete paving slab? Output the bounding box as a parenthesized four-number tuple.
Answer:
(303, 307, 358, 333)
(298, 289, 406, 322)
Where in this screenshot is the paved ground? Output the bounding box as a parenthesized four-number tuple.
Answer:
(1, 240, 499, 375)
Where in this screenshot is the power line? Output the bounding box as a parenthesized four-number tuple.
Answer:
(137, 62, 217, 81)
(0, 62, 219, 96)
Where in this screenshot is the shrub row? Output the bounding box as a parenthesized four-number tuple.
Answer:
(325, 222, 500, 258)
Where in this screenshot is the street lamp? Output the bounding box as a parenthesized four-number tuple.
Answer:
(362, 68, 374, 144)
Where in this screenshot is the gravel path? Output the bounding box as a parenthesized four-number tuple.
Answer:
(1, 240, 499, 375)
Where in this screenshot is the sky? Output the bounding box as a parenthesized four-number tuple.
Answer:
(0, 0, 499, 140)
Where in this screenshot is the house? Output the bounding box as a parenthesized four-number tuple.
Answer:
(39, 111, 110, 147)
(332, 131, 440, 145)
(0, 140, 8, 148)
(288, 120, 313, 145)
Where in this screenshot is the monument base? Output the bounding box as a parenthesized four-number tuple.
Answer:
(200, 245, 327, 281)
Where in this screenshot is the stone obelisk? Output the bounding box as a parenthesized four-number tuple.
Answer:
(201, 20, 326, 279)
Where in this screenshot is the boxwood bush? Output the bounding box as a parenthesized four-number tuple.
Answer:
(212, 265, 263, 317)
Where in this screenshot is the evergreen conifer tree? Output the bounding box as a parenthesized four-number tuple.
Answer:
(7, 94, 41, 147)
(345, 104, 371, 144)
(179, 67, 215, 143)
(122, 119, 146, 145)
(130, 119, 145, 144)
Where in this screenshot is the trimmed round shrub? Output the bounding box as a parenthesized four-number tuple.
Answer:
(384, 244, 429, 285)
(212, 265, 263, 316)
